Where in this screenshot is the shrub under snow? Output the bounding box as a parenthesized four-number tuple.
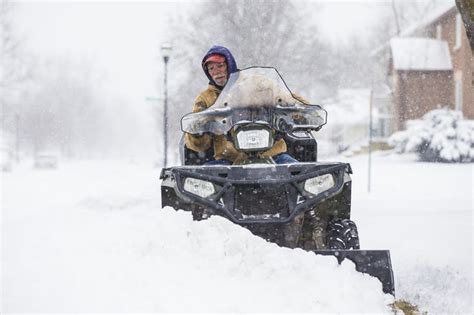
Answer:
(389, 108, 474, 163)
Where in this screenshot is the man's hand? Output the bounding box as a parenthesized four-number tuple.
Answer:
(233, 152, 249, 165)
(274, 131, 285, 141)
(185, 132, 212, 152)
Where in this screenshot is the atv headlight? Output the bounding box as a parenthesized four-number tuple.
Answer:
(184, 177, 215, 198)
(235, 129, 271, 151)
(304, 174, 335, 195)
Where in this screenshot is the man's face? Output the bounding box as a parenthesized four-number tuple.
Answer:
(207, 61, 228, 87)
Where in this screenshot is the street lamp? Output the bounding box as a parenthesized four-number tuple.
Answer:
(161, 43, 172, 168)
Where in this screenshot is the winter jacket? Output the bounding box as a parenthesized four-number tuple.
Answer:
(184, 84, 288, 162)
(185, 45, 301, 163)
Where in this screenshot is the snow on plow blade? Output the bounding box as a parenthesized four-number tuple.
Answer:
(160, 164, 395, 295)
(314, 249, 394, 295)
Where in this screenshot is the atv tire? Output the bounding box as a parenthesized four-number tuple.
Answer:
(191, 205, 211, 221)
(326, 219, 360, 250)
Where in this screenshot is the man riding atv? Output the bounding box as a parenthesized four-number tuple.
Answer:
(185, 45, 298, 165)
(161, 47, 395, 295)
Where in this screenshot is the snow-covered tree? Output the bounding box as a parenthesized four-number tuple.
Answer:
(162, 0, 334, 151)
(368, 1, 442, 87)
(0, 0, 33, 137)
(19, 57, 116, 157)
(389, 108, 474, 163)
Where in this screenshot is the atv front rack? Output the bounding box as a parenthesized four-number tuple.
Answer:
(161, 163, 352, 224)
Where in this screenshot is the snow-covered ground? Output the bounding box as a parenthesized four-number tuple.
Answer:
(349, 152, 473, 313)
(1, 152, 472, 313)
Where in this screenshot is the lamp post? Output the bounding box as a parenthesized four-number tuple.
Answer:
(161, 43, 172, 168)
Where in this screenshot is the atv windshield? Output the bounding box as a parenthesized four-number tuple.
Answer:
(182, 67, 327, 135)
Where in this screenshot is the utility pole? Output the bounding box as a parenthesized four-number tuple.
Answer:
(15, 113, 20, 162)
(161, 43, 172, 168)
(391, 0, 401, 35)
(368, 89, 374, 193)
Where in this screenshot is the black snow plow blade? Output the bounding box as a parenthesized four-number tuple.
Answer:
(314, 249, 394, 295)
(160, 163, 395, 295)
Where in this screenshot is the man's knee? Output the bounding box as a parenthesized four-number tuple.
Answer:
(273, 153, 298, 164)
(204, 159, 232, 166)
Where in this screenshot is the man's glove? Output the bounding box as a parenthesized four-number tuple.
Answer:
(274, 131, 285, 141)
(232, 152, 249, 165)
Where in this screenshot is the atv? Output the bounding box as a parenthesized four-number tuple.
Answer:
(160, 67, 395, 295)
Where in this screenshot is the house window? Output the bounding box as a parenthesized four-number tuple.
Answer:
(454, 13, 462, 50)
(436, 24, 442, 39)
(455, 75, 463, 111)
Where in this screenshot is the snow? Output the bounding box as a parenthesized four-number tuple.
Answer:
(1, 154, 473, 313)
(370, 1, 456, 57)
(349, 152, 473, 313)
(389, 108, 474, 162)
(399, 2, 457, 37)
(324, 89, 372, 124)
(319, 89, 379, 150)
(390, 37, 453, 71)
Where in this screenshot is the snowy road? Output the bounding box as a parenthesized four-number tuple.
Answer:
(1, 154, 472, 313)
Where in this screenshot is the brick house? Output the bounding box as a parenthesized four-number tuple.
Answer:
(387, 4, 473, 130)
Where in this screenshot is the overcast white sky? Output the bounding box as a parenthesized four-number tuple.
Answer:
(12, 0, 391, 103)
(12, 0, 454, 100)
(10, 0, 453, 156)
(8, 0, 454, 158)
(14, 1, 184, 102)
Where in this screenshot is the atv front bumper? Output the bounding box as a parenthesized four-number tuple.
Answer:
(160, 162, 352, 224)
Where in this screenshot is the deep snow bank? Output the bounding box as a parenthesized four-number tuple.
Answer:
(150, 207, 394, 313)
(2, 160, 393, 312)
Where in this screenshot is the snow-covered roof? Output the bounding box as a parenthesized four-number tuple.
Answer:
(390, 38, 453, 71)
(370, 2, 457, 57)
(399, 2, 457, 37)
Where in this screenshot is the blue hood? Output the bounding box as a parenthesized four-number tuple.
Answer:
(201, 45, 238, 87)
